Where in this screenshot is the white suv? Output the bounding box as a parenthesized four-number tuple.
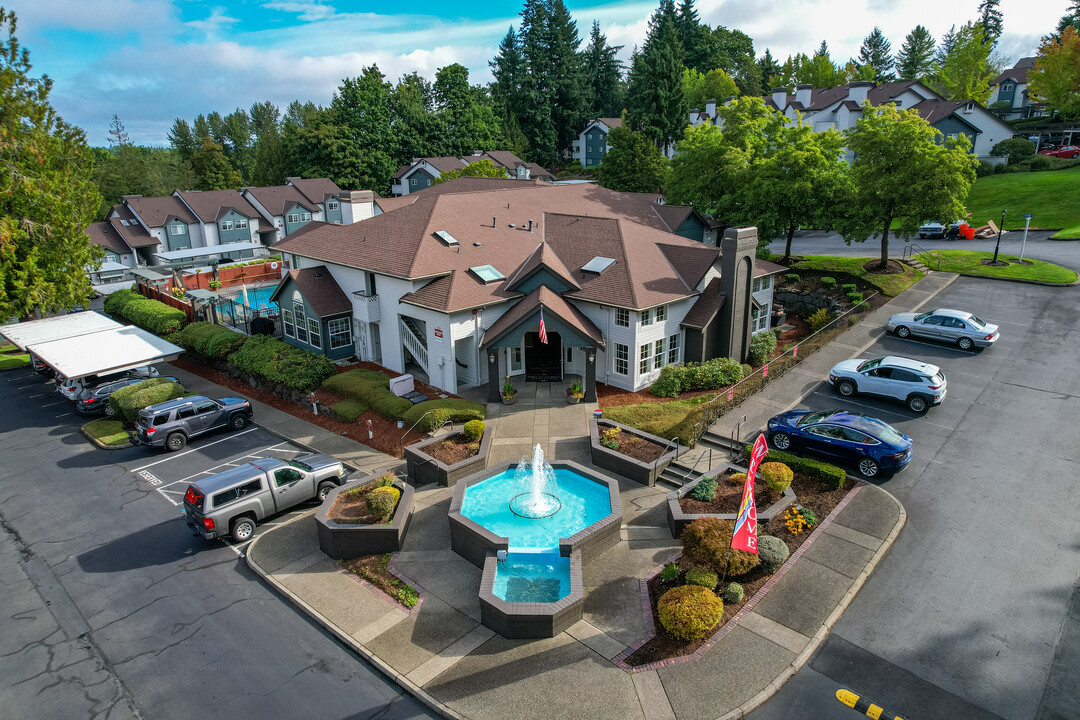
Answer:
(58, 366, 159, 401)
(828, 356, 946, 413)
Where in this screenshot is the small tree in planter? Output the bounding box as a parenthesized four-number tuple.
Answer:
(566, 380, 584, 404)
(208, 280, 222, 290)
(501, 379, 517, 405)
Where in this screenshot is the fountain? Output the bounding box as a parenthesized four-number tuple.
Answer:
(447, 446, 624, 638)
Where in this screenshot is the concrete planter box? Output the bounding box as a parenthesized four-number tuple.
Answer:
(315, 474, 414, 559)
(478, 550, 584, 639)
(447, 460, 623, 569)
(405, 427, 492, 487)
(590, 418, 686, 487)
(665, 462, 796, 539)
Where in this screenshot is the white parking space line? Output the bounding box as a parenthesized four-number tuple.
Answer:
(41, 400, 66, 407)
(130, 428, 259, 472)
(886, 338, 979, 355)
(29, 393, 47, 398)
(55, 412, 72, 418)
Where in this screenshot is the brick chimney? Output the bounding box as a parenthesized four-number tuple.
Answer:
(771, 87, 788, 109)
(717, 226, 759, 363)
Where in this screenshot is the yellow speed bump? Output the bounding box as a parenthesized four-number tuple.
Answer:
(835, 688, 905, 719)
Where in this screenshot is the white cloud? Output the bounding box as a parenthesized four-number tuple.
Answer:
(262, 1, 337, 23)
(184, 7, 241, 38)
(7, 0, 175, 35)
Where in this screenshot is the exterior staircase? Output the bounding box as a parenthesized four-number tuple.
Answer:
(399, 316, 429, 376)
(655, 430, 745, 491)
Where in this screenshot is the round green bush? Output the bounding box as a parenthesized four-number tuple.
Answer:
(740, 363, 752, 377)
(660, 562, 680, 583)
(685, 567, 718, 590)
(784, 273, 799, 284)
(759, 461, 793, 493)
(993, 162, 1010, 174)
(463, 419, 485, 441)
(721, 582, 744, 604)
(747, 332, 777, 366)
(758, 535, 790, 573)
(649, 366, 683, 397)
(331, 399, 368, 422)
(1028, 154, 1053, 172)
(373, 473, 397, 488)
(402, 398, 486, 431)
(657, 585, 724, 641)
(365, 486, 400, 520)
(690, 475, 718, 502)
(681, 517, 760, 577)
(975, 160, 995, 178)
(819, 277, 837, 289)
(726, 471, 747, 486)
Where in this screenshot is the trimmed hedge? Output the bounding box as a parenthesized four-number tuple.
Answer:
(657, 585, 724, 641)
(228, 334, 335, 392)
(402, 398, 486, 432)
(109, 378, 187, 423)
(650, 357, 744, 398)
(175, 322, 248, 359)
(103, 288, 141, 316)
(685, 567, 718, 590)
(747, 332, 776, 366)
(322, 369, 413, 421)
(759, 461, 793, 493)
(748, 446, 848, 489)
(121, 297, 188, 334)
(331, 399, 369, 422)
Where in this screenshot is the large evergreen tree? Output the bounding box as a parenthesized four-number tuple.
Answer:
(896, 25, 937, 81)
(1058, 1, 1080, 36)
(625, 1, 687, 150)
(598, 122, 669, 192)
(0, 9, 102, 317)
(390, 72, 440, 165)
(546, 0, 589, 166)
(757, 49, 781, 93)
(583, 21, 624, 118)
(978, 0, 1004, 46)
(675, 0, 714, 73)
(433, 64, 503, 157)
(858, 27, 895, 82)
(935, 25, 958, 67)
(330, 65, 395, 191)
(190, 137, 242, 190)
(250, 100, 287, 186)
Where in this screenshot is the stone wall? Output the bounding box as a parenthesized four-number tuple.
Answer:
(773, 289, 843, 318)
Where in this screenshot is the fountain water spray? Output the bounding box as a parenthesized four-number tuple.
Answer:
(509, 443, 562, 518)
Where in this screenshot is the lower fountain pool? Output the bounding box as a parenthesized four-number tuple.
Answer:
(493, 552, 570, 603)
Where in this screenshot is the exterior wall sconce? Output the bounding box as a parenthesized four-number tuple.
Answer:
(587, 352, 595, 363)
(489, 353, 495, 364)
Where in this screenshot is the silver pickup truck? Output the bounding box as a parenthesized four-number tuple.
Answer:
(183, 454, 346, 541)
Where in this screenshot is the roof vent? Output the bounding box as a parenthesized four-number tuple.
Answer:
(473, 242, 482, 247)
(435, 230, 459, 246)
(509, 223, 516, 229)
(470, 265, 505, 283)
(582, 256, 616, 274)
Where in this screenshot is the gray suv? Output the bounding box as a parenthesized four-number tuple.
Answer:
(136, 395, 253, 452)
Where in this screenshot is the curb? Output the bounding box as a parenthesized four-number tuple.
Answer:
(953, 271, 1080, 287)
(79, 424, 136, 450)
(716, 484, 908, 720)
(245, 513, 466, 720)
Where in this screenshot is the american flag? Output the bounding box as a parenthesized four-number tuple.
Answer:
(538, 309, 548, 344)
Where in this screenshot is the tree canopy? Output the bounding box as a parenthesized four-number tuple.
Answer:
(896, 26, 936, 81)
(1028, 27, 1080, 121)
(432, 159, 507, 184)
(857, 27, 895, 82)
(597, 121, 670, 193)
(935, 22, 995, 103)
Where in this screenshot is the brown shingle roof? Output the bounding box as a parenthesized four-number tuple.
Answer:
(125, 195, 197, 228)
(270, 266, 352, 317)
(175, 189, 262, 223)
(243, 185, 317, 217)
(479, 285, 604, 349)
(659, 243, 719, 289)
(596, 117, 623, 129)
(109, 204, 158, 247)
(908, 99, 972, 125)
(680, 278, 725, 330)
(652, 204, 694, 232)
(525, 163, 554, 180)
(85, 221, 130, 256)
(477, 150, 525, 172)
(755, 259, 788, 277)
(505, 242, 581, 292)
(992, 67, 1029, 85)
(286, 177, 343, 205)
(393, 157, 468, 180)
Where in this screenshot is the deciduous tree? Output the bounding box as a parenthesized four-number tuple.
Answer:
(331, 65, 395, 191)
(682, 68, 737, 111)
(936, 22, 994, 103)
(432, 159, 507, 184)
(597, 122, 669, 193)
(190, 137, 242, 190)
(1028, 27, 1080, 120)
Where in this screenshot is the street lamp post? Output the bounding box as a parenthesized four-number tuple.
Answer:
(1019, 214, 1033, 262)
(992, 209, 1007, 264)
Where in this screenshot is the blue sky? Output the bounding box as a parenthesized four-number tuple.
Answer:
(9, 0, 1066, 146)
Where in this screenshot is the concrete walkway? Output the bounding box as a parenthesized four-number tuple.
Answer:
(237, 271, 961, 720)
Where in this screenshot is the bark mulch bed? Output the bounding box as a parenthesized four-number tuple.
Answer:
(419, 432, 480, 464)
(327, 482, 395, 525)
(340, 553, 420, 609)
(603, 428, 667, 462)
(624, 467, 857, 667)
(678, 469, 782, 515)
(168, 357, 425, 458)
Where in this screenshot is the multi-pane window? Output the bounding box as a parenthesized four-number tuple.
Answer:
(307, 318, 321, 348)
(294, 303, 308, 343)
(410, 178, 418, 187)
(286, 213, 300, 224)
(668, 333, 680, 364)
(328, 318, 351, 349)
(326, 199, 339, 211)
(752, 304, 770, 333)
(641, 309, 653, 326)
(236, 218, 248, 229)
(653, 338, 665, 370)
(220, 220, 234, 231)
(300, 212, 312, 222)
(615, 308, 629, 327)
(655, 305, 667, 322)
(753, 276, 772, 293)
(170, 223, 186, 235)
(283, 309, 295, 338)
(639, 343, 651, 374)
(614, 344, 628, 375)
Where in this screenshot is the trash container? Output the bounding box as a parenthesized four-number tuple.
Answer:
(963, 225, 976, 240)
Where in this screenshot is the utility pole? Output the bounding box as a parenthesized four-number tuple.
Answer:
(992, 209, 1007, 264)
(1019, 214, 1033, 262)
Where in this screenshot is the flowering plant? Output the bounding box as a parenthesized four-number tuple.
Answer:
(783, 505, 818, 535)
(500, 380, 517, 399)
(600, 426, 620, 450)
(565, 380, 584, 399)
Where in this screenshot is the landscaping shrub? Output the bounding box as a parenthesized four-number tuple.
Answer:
(685, 567, 718, 590)
(975, 160, 995, 178)
(740, 363, 752, 377)
(727, 471, 747, 486)
(657, 585, 724, 641)
(103, 288, 140, 316)
(993, 162, 1012, 174)
(649, 367, 683, 397)
(373, 473, 397, 488)
(722, 582, 744, 604)
(840, 283, 857, 293)
(365, 486, 400, 520)
(846, 292, 863, 304)
(808, 307, 832, 332)
(402, 398, 486, 431)
(229, 334, 335, 392)
(747, 332, 776, 366)
(759, 461, 793, 493)
(368, 392, 414, 421)
(121, 297, 187, 334)
(463, 419, 485, 441)
(175, 322, 247, 359)
(747, 447, 847, 489)
(660, 562, 680, 583)
(331, 399, 368, 422)
(690, 475, 718, 501)
(681, 517, 760, 576)
(819, 276, 836, 289)
(250, 316, 275, 336)
(650, 357, 744, 397)
(109, 378, 186, 423)
(784, 273, 799, 284)
(990, 138, 1036, 164)
(757, 535, 790, 573)
(1027, 154, 1053, 172)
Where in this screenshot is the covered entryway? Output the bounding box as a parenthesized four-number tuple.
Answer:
(524, 331, 562, 382)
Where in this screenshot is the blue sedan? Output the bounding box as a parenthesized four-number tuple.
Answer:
(766, 409, 913, 478)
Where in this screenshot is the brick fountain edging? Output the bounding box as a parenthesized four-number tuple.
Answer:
(612, 482, 867, 673)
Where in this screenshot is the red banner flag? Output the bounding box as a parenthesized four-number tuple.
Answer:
(727, 386, 734, 402)
(538, 309, 548, 344)
(793, 345, 799, 358)
(762, 363, 769, 379)
(732, 435, 769, 554)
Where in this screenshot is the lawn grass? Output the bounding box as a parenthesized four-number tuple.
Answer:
(602, 393, 716, 444)
(786, 255, 923, 296)
(916, 250, 1078, 284)
(1, 343, 17, 353)
(82, 419, 132, 447)
(966, 166, 1080, 239)
(0, 352, 30, 370)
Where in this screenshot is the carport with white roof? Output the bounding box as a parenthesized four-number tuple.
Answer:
(0, 311, 122, 350)
(26, 325, 184, 380)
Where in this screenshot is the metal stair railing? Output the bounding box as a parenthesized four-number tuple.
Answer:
(399, 318, 429, 374)
(903, 242, 941, 270)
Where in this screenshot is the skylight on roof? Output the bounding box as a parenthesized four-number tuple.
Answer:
(470, 264, 505, 283)
(582, 256, 616, 274)
(435, 230, 459, 245)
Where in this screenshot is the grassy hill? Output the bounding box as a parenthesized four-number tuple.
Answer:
(965, 166, 1080, 239)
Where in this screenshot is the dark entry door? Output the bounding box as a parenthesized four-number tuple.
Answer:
(524, 332, 562, 382)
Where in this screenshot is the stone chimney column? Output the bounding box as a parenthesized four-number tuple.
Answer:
(716, 227, 759, 364)
(771, 87, 788, 109)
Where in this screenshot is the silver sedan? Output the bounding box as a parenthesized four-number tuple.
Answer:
(886, 308, 999, 350)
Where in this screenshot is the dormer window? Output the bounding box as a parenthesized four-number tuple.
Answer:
(1002, 82, 1013, 92)
(326, 199, 339, 211)
(170, 223, 186, 235)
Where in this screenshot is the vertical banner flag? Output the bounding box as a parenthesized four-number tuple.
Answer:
(793, 345, 799, 359)
(727, 386, 734, 402)
(762, 363, 769, 380)
(538, 308, 548, 344)
(732, 435, 769, 554)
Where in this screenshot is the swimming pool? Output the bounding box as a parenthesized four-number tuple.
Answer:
(223, 285, 278, 312)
